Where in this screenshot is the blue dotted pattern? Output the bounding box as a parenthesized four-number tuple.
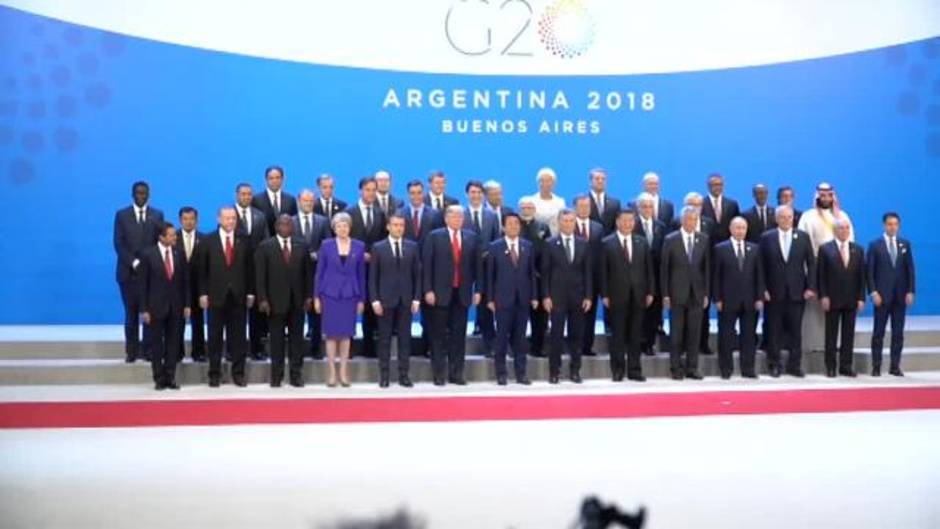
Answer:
(886, 37, 940, 157)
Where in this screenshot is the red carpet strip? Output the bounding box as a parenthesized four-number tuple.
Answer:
(1, 386, 939, 429)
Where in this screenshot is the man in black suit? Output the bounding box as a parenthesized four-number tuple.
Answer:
(113, 181, 164, 363)
(314, 173, 347, 220)
(400, 179, 443, 357)
(541, 209, 592, 383)
(294, 189, 331, 359)
(424, 170, 459, 212)
(176, 206, 206, 362)
(777, 186, 803, 226)
(700, 173, 740, 243)
(369, 213, 421, 388)
(484, 179, 513, 234)
(518, 197, 552, 357)
(345, 176, 387, 358)
(712, 217, 765, 378)
(867, 212, 916, 377)
(464, 180, 500, 354)
(634, 193, 667, 355)
(197, 207, 255, 387)
(601, 209, 655, 382)
(818, 219, 866, 377)
(573, 194, 605, 358)
(661, 206, 710, 379)
(252, 165, 298, 235)
(374, 170, 404, 218)
(140, 222, 189, 390)
(759, 205, 816, 377)
(236, 183, 271, 360)
(677, 192, 719, 357)
(422, 205, 483, 385)
(255, 215, 313, 387)
(640, 171, 675, 226)
(588, 167, 620, 235)
(743, 184, 776, 242)
(486, 213, 538, 385)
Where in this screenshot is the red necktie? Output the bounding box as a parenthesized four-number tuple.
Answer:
(282, 239, 291, 264)
(224, 235, 234, 267)
(413, 209, 421, 237)
(451, 230, 461, 288)
(163, 248, 173, 280)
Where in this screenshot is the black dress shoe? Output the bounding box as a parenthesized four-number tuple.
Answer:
(890, 368, 905, 377)
(742, 372, 758, 379)
(825, 367, 837, 378)
(289, 378, 305, 388)
(209, 378, 221, 387)
(496, 376, 508, 386)
(786, 368, 805, 378)
(871, 366, 882, 377)
(700, 347, 714, 356)
(768, 365, 781, 378)
(449, 377, 467, 386)
(379, 377, 390, 388)
(686, 371, 704, 380)
(627, 373, 646, 382)
(433, 378, 446, 386)
(517, 377, 532, 385)
(166, 382, 181, 390)
(139, 353, 153, 362)
(571, 373, 583, 384)
(126, 355, 137, 364)
(399, 376, 413, 388)
(839, 368, 857, 378)
(270, 380, 282, 388)
(192, 354, 207, 363)
(548, 375, 560, 384)
(671, 372, 684, 381)
(720, 373, 731, 380)
(233, 377, 247, 387)
(154, 383, 165, 391)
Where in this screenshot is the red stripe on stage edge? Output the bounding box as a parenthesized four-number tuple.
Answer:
(1, 386, 939, 429)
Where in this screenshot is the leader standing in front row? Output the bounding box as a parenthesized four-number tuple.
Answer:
(817, 218, 866, 377)
(867, 212, 916, 376)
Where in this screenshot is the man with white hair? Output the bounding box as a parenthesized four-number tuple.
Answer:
(531, 167, 566, 236)
(374, 170, 403, 217)
(816, 217, 865, 377)
(518, 196, 552, 356)
(679, 191, 718, 357)
(640, 171, 675, 225)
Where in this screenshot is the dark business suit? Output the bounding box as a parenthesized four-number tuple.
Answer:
(293, 212, 331, 355)
(521, 217, 552, 356)
(235, 205, 270, 357)
(818, 240, 866, 374)
(113, 205, 164, 360)
(255, 236, 313, 385)
(601, 233, 655, 379)
(422, 228, 483, 383)
(486, 238, 537, 382)
(671, 216, 719, 355)
(465, 207, 500, 353)
(712, 239, 765, 377)
(661, 229, 710, 376)
(634, 216, 667, 353)
(346, 202, 388, 357)
(488, 205, 513, 235)
(701, 195, 740, 242)
(589, 193, 621, 235)
(198, 229, 254, 384)
(369, 238, 421, 381)
(654, 197, 675, 226)
(424, 192, 459, 212)
(375, 193, 404, 218)
(743, 205, 776, 242)
(759, 228, 816, 374)
(313, 196, 347, 221)
(400, 204, 443, 356)
(175, 229, 205, 361)
(252, 190, 298, 236)
(867, 236, 915, 372)
(139, 243, 188, 387)
(541, 234, 592, 378)
(576, 218, 605, 356)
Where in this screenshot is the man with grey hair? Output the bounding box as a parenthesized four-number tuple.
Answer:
(294, 188, 331, 358)
(816, 217, 866, 377)
(641, 171, 674, 225)
(678, 191, 718, 357)
(484, 179, 512, 233)
(634, 192, 668, 355)
(660, 205, 710, 379)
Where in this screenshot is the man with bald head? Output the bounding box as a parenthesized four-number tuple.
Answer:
(817, 218, 866, 377)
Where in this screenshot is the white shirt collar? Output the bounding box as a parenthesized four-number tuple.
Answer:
(469, 204, 483, 213)
(267, 188, 280, 201)
(505, 236, 519, 246)
(884, 233, 896, 243)
(448, 227, 461, 239)
(359, 200, 372, 210)
(134, 204, 147, 215)
(219, 227, 234, 240)
(278, 235, 291, 246)
(157, 241, 172, 253)
(618, 232, 632, 245)
(411, 203, 424, 213)
(681, 228, 696, 239)
(388, 236, 402, 245)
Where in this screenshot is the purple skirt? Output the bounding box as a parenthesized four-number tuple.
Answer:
(320, 295, 359, 339)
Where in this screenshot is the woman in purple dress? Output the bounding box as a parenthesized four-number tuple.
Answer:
(314, 212, 365, 387)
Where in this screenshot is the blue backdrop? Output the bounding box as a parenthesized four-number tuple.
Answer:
(0, 6, 937, 323)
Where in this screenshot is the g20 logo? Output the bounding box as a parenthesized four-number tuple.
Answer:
(445, 0, 596, 59)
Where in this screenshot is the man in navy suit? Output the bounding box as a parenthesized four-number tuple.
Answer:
(374, 170, 404, 218)
(401, 179, 443, 357)
(369, 214, 421, 388)
(484, 180, 513, 234)
(313, 173, 347, 220)
(601, 209, 655, 382)
(422, 206, 483, 385)
(140, 222, 189, 390)
(294, 189, 331, 359)
(464, 180, 500, 353)
(425, 170, 459, 212)
(867, 212, 916, 376)
(634, 193, 668, 356)
(573, 194, 605, 358)
(236, 183, 271, 360)
(700, 173, 740, 243)
(640, 171, 675, 226)
(113, 181, 164, 363)
(759, 205, 816, 378)
(661, 206, 711, 379)
(712, 217, 765, 378)
(176, 206, 206, 362)
(345, 176, 388, 358)
(486, 213, 538, 385)
(252, 165, 298, 235)
(587, 168, 621, 235)
(818, 218, 866, 377)
(541, 209, 592, 383)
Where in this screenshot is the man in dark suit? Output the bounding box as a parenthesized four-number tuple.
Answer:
(424, 170, 459, 212)
(573, 194, 605, 358)
(712, 217, 765, 378)
(634, 193, 668, 355)
(587, 168, 620, 235)
(817, 219, 866, 377)
(759, 205, 816, 378)
(676, 192, 719, 357)
(294, 189, 331, 359)
(486, 213, 538, 385)
(313, 173, 347, 220)
(197, 207, 255, 387)
(743, 184, 776, 242)
(255, 215, 313, 387)
(484, 180, 513, 234)
(345, 176, 387, 358)
(700, 173, 740, 243)
(401, 179, 443, 357)
(236, 182, 271, 360)
(369, 213, 421, 388)
(140, 222, 189, 390)
(463, 180, 500, 354)
(374, 170, 404, 218)
(519, 197, 553, 357)
(176, 206, 206, 362)
(113, 181, 164, 363)
(777, 186, 803, 226)
(867, 212, 916, 377)
(601, 209, 655, 382)
(252, 165, 298, 235)
(661, 206, 710, 379)
(422, 206, 483, 385)
(541, 209, 592, 383)
(640, 171, 675, 226)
